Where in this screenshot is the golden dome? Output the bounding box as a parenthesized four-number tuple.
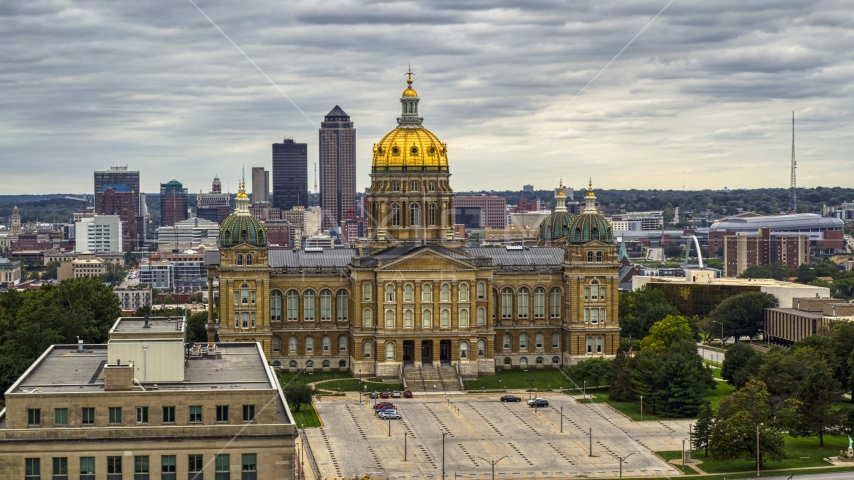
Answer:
(372, 127, 448, 170)
(403, 86, 418, 97)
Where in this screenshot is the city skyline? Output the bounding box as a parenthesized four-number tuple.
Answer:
(2, 1, 853, 194)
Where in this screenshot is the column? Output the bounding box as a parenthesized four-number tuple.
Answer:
(206, 276, 215, 342)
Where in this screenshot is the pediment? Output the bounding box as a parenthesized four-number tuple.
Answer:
(376, 249, 475, 271)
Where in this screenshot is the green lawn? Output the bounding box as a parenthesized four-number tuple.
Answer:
(657, 435, 846, 473)
(577, 381, 735, 421)
(318, 378, 403, 392)
(463, 368, 573, 390)
(279, 371, 351, 386)
(290, 404, 321, 428)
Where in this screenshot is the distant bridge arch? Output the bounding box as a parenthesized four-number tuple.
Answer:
(682, 235, 704, 269)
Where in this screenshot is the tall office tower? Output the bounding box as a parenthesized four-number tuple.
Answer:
(94, 166, 140, 215)
(251, 167, 270, 204)
(197, 175, 231, 224)
(319, 106, 356, 229)
(160, 180, 189, 226)
(272, 138, 308, 212)
(95, 184, 138, 252)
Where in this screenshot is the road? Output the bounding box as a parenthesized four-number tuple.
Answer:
(784, 473, 854, 479)
(698, 346, 725, 364)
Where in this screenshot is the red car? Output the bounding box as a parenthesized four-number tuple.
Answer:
(375, 402, 394, 410)
(380, 392, 390, 399)
(403, 391, 413, 398)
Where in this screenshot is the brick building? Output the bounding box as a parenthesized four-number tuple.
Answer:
(96, 184, 139, 252)
(723, 227, 810, 277)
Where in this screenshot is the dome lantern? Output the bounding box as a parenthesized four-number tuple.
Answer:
(567, 179, 614, 244)
(399, 66, 422, 127)
(538, 180, 576, 245)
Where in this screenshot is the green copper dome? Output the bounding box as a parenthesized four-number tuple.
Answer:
(219, 214, 267, 247)
(539, 210, 576, 242)
(568, 213, 614, 244)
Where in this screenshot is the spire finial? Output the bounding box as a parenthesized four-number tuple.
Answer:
(588, 177, 592, 191)
(559, 178, 563, 188)
(405, 64, 414, 85)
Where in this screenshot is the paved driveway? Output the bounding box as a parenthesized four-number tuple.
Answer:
(306, 394, 692, 479)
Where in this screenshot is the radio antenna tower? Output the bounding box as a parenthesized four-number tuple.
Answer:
(790, 112, 797, 213)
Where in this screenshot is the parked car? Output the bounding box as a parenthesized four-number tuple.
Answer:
(403, 391, 413, 398)
(369, 392, 379, 399)
(391, 391, 401, 398)
(528, 398, 549, 407)
(377, 408, 397, 417)
(380, 392, 390, 399)
(379, 412, 402, 420)
(500, 395, 522, 402)
(375, 402, 394, 410)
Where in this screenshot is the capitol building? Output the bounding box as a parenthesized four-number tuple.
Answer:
(204, 74, 620, 379)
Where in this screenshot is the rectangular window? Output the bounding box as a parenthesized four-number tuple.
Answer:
(54, 408, 68, 426)
(250, 291, 256, 304)
(216, 405, 229, 422)
(600, 308, 606, 324)
(234, 291, 239, 306)
(215, 454, 230, 480)
(250, 312, 256, 328)
(362, 284, 372, 302)
(52, 458, 68, 480)
(161, 456, 177, 480)
(243, 405, 256, 422)
(190, 405, 203, 423)
(234, 312, 239, 328)
(80, 457, 95, 480)
(241, 454, 257, 480)
(107, 456, 122, 480)
(584, 287, 589, 301)
(136, 406, 149, 424)
(550, 291, 561, 318)
(82, 408, 95, 426)
(25, 458, 40, 480)
(241, 312, 249, 328)
(162, 406, 176, 424)
(584, 309, 589, 324)
(135, 456, 150, 480)
(591, 308, 598, 324)
(189, 455, 204, 478)
(109, 407, 122, 425)
(27, 408, 40, 426)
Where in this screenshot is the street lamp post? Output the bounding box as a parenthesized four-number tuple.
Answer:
(560, 406, 563, 433)
(583, 380, 586, 401)
(713, 320, 724, 362)
(757, 423, 761, 477)
(441, 430, 447, 480)
(608, 452, 638, 479)
(404, 432, 407, 461)
(477, 456, 509, 480)
(640, 395, 643, 421)
(589, 427, 593, 457)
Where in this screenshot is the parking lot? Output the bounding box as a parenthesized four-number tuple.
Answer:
(305, 394, 690, 479)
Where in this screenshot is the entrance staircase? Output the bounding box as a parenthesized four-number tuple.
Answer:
(404, 364, 462, 392)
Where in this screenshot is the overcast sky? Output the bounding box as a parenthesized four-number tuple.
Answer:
(1, 0, 852, 195)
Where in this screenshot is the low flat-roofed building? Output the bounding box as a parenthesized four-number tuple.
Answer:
(0, 257, 21, 287)
(70, 252, 108, 279)
(0, 316, 296, 479)
(765, 297, 854, 346)
(632, 275, 829, 317)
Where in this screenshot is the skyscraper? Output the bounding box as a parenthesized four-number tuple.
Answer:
(272, 138, 308, 212)
(197, 175, 231, 224)
(319, 106, 356, 229)
(251, 167, 270, 204)
(160, 180, 189, 226)
(95, 184, 138, 252)
(94, 166, 140, 215)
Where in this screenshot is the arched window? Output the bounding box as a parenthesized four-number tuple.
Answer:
(411, 181, 419, 192)
(459, 309, 469, 327)
(441, 283, 450, 302)
(236, 254, 244, 266)
(476, 307, 485, 326)
(287, 291, 299, 321)
(587, 251, 594, 263)
(385, 284, 395, 302)
(385, 342, 395, 361)
(535, 333, 544, 349)
(552, 356, 560, 364)
(586, 336, 593, 354)
(503, 357, 511, 365)
(597, 336, 604, 354)
(246, 254, 254, 266)
(336, 290, 348, 321)
(273, 361, 281, 367)
(459, 283, 468, 301)
(289, 360, 298, 368)
(363, 283, 372, 301)
(536, 356, 544, 365)
(459, 341, 468, 359)
(272, 336, 281, 352)
(322, 335, 330, 352)
(551, 332, 560, 349)
(339, 335, 347, 352)
(501, 288, 513, 319)
(549, 288, 561, 318)
(422, 310, 432, 328)
(363, 308, 372, 327)
(422, 284, 432, 302)
(520, 357, 528, 367)
(476, 282, 485, 300)
(303, 290, 315, 321)
(241, 283, 249, 304)
(596, 251, 603, 262)
(363, 341, 372, 359)
(517, 288, 529, 319)
(305, 337, 314, 353)
(533, 288, 545, 319)
(429, 203, 437, 226)
(590, 281, 599, 301)
(503, 333, 512, 349)
(441, 309, 450, 327)
(519, 333, 528, 350)
(320, 290, 332, 321)
(385, 310, 395, 328)
(289, 336, 297, 353)
(410, 203, 420, 226)
(391, 203, 400, 226)
(404, 310, 413, 328)
(306, 360, 314, 368)
(478, 339, 486, 357)
(271, 291, 282, 321)
(404, 284, 413, 302)
(322, 360, 330, 368)
(339, 359, 347, 368)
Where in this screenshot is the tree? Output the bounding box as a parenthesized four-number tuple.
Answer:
(664, 243, 683, 259)
(566, 357, 612, 390)
(722, 342, 762, 389)
(640, 315, 694, 353)
(827, 322, 854, 401)
(832, 278, 854, 301)
(658, 350, 708, 417)
(124, 251, 137, 269)
(187, 292, 203, 303)
(693, 402, 715, 457)
(609, 347, 634, 402)
(758, 347, 825, 402)
(618, 286, 680, 340)
(630, 349, 664, 415)
(186, 311, 209, 343)
(789, 364, 842, 446)
(163, 295, 175, 305)
(710, 380, 788, 468)
(708, 292, 778, 341)
(42, 261, 61, 280)
(284, 383, 317, 412)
